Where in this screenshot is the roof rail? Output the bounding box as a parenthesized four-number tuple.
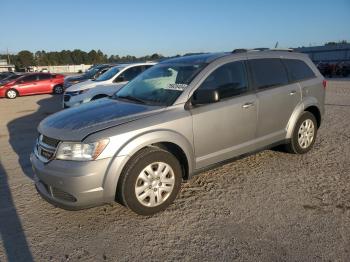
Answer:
(268, 48, 294, 52)
(232, 48, 294, 53)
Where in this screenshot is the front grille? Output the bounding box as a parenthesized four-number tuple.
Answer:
(40, 148, 54, 159)
(42, 135, 60, 147)
(34, 134, 60, 163)
(63, 94, 70, 102)
(52, 187, 77, 202)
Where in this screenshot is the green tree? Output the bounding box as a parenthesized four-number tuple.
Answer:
(17, 50, 35, 67)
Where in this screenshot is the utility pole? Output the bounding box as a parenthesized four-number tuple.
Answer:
(7, 48, 11, 64)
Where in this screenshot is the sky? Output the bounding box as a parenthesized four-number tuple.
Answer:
(1, 0, 349, 56)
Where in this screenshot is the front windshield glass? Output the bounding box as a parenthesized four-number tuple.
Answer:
(84, 68, 99, 78)
(95, 67, 121, 82)
(115, 62, 207, 106)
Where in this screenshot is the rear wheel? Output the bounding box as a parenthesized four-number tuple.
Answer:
(6, 89, 18, 99)
(285, 111, 317, 154)
(117, 147, 182, 216)
(53, 85, 63, 94)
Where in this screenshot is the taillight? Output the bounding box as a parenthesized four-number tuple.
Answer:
(322, 80, 327, 89)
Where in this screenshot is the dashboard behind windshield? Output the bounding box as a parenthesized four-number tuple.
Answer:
(115, 62, 207, 106)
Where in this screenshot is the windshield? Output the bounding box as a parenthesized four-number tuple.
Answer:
(115, 62, 207, 106)
(83, 68, 99, 78)
(95, 67, 120, 82)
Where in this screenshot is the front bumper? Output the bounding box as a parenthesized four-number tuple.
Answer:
(30, 153, 112, 210)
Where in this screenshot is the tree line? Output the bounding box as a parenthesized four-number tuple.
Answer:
(0, 49, 165, 69)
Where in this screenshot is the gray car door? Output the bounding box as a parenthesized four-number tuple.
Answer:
(190, 60, 258, 169)
(248, 58, 301, 146)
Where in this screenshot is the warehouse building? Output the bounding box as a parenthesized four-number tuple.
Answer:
(295, 43, 350, 64)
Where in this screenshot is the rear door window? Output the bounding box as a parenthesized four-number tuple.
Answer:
(38, 74, 52, 81)
(19, 74, 38, 83)
(248, 59, 289, 90)
(120, 66, 143, 81)
(283, 59, 315, 82)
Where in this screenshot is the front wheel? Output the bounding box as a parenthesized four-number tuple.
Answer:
(117, 147, 182, 216)
(285, 111, 318, 154)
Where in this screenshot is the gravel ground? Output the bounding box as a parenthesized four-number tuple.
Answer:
(0, 80, 349, 262)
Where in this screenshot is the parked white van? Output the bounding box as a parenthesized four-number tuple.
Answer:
(63, 62, 155, 108)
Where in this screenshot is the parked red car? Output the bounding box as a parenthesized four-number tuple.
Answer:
(0, 73, 65, 99)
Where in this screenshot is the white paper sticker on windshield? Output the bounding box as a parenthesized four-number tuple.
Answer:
(164, 84, 188, 91)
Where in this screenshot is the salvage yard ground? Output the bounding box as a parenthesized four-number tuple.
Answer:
(0, 80, 349, 261)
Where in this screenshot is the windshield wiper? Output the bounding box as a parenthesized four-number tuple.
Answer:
(117, 95, 146, 104)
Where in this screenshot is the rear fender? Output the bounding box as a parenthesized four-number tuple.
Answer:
(286, 97, 320, 139)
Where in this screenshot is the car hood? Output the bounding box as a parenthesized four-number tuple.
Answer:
(38, 98, 164, 141)
(66, 79, 99, 91)
(65, 74, 87, 82)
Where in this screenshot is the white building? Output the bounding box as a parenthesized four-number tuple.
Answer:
(0, 59, 15, 72)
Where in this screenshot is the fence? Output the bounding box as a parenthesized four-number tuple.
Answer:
(35, 64, 92, 73)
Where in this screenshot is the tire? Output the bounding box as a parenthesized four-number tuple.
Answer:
(117, 147, 182, 216)
(53, 85, 63, 94)
(285, 111, 318, 154)
(6, 89, 18, 99)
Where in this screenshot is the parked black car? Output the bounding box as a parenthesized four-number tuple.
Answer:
(0, 73, 24, 85)
(0, 71, 16, 81)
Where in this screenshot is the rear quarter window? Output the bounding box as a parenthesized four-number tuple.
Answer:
(248, 58, 289, 90)
(283, 59, 316, 82)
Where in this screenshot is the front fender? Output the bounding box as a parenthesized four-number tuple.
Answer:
(101, 129, 194, 202)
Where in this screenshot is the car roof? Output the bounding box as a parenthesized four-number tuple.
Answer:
(110, 62, 157, 70)
(161, 53, 228, 64)
(161, 49, 308, 65)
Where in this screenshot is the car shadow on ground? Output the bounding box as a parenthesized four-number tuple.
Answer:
(7, 95, 62, 180)
(0, 162, 34, 262)
(1, 95, 62, 261)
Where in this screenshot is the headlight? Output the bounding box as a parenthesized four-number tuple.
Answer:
(56, 139, 109, 161)
(78, 88, 90, 94)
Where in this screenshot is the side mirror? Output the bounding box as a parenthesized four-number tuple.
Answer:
(192, 89, 220, 105)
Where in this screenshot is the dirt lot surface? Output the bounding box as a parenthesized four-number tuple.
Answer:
(0, 80, 349, 262)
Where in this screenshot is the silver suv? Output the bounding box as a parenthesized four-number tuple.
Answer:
(31, 50, 325, 215)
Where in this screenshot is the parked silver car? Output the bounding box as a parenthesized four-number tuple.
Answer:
(30, 49, 325, 215)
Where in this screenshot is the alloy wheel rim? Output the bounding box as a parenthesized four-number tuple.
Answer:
(298, 119, 315, 149)
(55, 86, 63, 94)
(135, 162, 175, 207)
(7, 90, 16, 98)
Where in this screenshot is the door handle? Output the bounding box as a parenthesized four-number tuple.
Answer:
(242, 102, 254, 109)
(289, 90, 297, 95)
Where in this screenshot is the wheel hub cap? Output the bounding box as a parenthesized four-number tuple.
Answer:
(8, 91, 16, 98)
(135, 162, 175, 207)
(298, 119, 315, 149)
